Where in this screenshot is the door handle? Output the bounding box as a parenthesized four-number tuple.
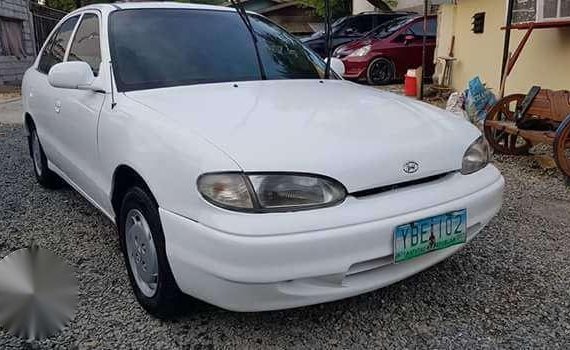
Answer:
(55, 100, 61, 114)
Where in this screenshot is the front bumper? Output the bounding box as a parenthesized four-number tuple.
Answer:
(340, 56, 370, 79)
(161, 166, 504, 312)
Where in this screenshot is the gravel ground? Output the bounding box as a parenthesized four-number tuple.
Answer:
(1, 123, 570, 349)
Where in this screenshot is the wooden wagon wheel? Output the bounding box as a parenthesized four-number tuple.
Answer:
(553, 115, 570, 178)
(484, 94, 532, 155)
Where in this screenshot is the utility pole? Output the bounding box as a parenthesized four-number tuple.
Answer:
(419, 0, 429, 100)
(500, 0, 515, 97)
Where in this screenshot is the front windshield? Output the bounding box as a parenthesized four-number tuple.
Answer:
(364, 16, 413, 39)
(109, 9, 331, 92)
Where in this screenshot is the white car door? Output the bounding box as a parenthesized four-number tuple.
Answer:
(53, 11, 107, 203)
(27, 15, 80, 168)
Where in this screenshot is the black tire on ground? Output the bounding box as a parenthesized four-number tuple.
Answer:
(366, 57, 395, 85)
(118, 186, 184, 319)
(28, 125, 62, 189)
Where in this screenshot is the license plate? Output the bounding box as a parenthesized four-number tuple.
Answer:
(394, 209, 467, 263)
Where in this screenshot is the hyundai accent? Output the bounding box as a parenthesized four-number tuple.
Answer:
(21, 2, 504, 318)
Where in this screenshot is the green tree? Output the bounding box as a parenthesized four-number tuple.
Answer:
(45, 0, 77, 12)
(297, 0, 398, 19)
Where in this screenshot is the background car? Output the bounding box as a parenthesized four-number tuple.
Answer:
(334, 15, 437, 85)
(301, 11, 414, 57)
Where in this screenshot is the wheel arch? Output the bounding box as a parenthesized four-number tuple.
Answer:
(111, 164, 159, 220)
(24, 112, 34, 135)
(24, 113, 35, 157)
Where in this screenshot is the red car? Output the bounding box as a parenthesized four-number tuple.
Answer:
(333, 15, 437, 85)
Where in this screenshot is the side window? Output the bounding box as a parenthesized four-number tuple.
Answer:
(37, 29, 58, 73)
(68, 14, 101, 76)
(343, 17, 371, 35)
(407, 19, 437, 37)
(427, 18, 437, 36)
(38, 16, 79, 74)
(371, 15, 392, 29)
(340, 18, 356, 35)
(353, 16, 373, 34)
(407, 22, 425, 36)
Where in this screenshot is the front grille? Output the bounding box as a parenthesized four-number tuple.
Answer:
(350, 172, 453, 198)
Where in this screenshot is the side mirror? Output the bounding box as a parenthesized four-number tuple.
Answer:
(324, 57, 345, 76)
(48, 61, 96, 90)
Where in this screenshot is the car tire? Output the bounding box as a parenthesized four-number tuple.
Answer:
(366, 57, 394, 85)
(118, 186, 183, 319)
(28, 125, 62, 189)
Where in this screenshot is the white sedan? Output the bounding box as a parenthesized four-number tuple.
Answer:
(22, 2, 504, 318)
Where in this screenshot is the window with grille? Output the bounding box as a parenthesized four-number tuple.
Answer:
(537, 0, 570, 21)
(0, 18, 26, 58)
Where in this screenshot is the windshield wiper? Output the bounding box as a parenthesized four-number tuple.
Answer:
(230, 0, 267, 80)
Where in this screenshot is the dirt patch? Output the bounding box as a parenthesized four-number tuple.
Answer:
(0, 85, 21, 103)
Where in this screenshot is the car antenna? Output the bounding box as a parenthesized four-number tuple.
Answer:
(109, 61, 116, 109)
(230, 0, 267, 80)
(323, 0, 333, 79)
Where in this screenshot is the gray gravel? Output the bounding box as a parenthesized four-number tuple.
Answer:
(1, 123, 570, 349)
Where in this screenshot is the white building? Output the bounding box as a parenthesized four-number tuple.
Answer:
(352, 0, 451, 15)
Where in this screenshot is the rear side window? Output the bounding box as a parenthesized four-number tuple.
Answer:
(68, 14, 101, 76)
(38, 16, 79, 74)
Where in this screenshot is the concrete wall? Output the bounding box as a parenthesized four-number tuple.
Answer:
(396, 0, 453, 14)
(352, 0, 375, 15)
(396, 0, 423, 13)
(0, 0, 36, 85)
(441, 0, 570, 95)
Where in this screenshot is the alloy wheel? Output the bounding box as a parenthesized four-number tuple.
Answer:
(368, 58, 393, 85)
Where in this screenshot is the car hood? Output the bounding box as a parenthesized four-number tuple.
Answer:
(345, 38, 372, 50)
(125, 80, 480, 193)
(335, 39, 373, 56)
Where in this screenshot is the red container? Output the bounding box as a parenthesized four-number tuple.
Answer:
(404, 75, 417, 97)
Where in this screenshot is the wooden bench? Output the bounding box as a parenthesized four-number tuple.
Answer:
(483, 89, 570, 177)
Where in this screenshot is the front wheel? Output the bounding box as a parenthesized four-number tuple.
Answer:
(553, 116, 570, 178)
(366, 57, 394, 85)
(118, 186, 183, 318)
(28, 127, 61, 188)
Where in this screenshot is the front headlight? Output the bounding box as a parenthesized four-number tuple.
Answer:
(333, 46, 344, 57)
(461, 136, 491, 175)
(197, 173, 346, 212)
(348, 45, 371, 57)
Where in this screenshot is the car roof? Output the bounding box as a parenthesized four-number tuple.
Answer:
(336, 11, 416, 22)
(357, 11, 417, 15)
(387, 14, 437, 21)
(72, 1, 234, 15)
